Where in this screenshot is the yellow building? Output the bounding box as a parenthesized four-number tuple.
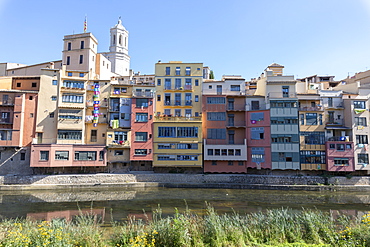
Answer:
(153, 62, 203, 169)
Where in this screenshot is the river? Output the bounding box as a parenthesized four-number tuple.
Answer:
(0, 187, 369, 223)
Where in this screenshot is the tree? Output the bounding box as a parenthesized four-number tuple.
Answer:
(209, 70, 214, 79)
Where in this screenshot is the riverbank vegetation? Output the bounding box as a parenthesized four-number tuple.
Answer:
(0, 205, 369, 246)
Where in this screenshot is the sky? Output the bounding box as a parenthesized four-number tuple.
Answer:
(1, 0, 370, 80)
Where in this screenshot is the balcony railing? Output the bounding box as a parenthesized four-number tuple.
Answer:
(227, 104, 246, 111)
(132, 91, 154, 98)
(226, 120, 246, 127)
(326, 119, 343, 125)
(298, 106, 323, 111)
(268, 92, 297, 98)
(326, 136, 351, 142)
(164, 100, 193, 106)
(0, 119, 12, 124)
(154, 116, 202, 122)
(108, 140, 130, 147)
(0, 100, 14, 106)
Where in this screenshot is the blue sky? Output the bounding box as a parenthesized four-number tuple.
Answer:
(1, 0, 370, 80)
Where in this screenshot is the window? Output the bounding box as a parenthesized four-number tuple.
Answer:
(356, 135, 368, 144)
(158, 127, 176, 137)
(16, 83, 21, 87)
(207, 149, 213, 155)
(175, 67, 180, 75)
(334, 158, 349, 166)
(79, 73, 84, 77)
(235, 149, 241, 156)
(212, 161, 217, 166)
(251, 112, 264, 121)
(336, 144, 345, 151)
(358, 154, 369, 164)
(80, 40, 84, 49)
(40, 151, 49, 161)
(177, 155, 198, 161)
(207, 129, 226, 139)
(354, 101, 366, 109)
(177, 127, 198, 137)
(135, 149, 147, 155)
(355, 117, 367, 126)
(230, 85, 240, 91)
(63, 80, 84, 89)
(328, 97, 333, 107)
(62, 94, 83, 103)
(175, 78, 181, 89)
(114, 150, 123, 156)
(158, 144, 173, 149)
(67, 56, 70, 65)
(74, 151, 96, 161)
(251, 147, 265, 163)
(305, 113, 317, 125)
(185, 67, 191, 76)
(52, 80, 58, 85)
(228, 161, 234, 166)
(55, 151, 69, 160)
(157, 95, 161, 101)
(0, 130, 12, 140)
(158, 155, 176, 160)
(114, 131, 127, 142)
(136, 98, 148, 107)
(57, 130, 82, 140)
(251, 127, 264, 140)
(67, 42, 71, 50)
(165, 79, 171, 89)
(207, 97, 225, 104)
(282, 86, 289, 97)
(207, 112, 226, 121)
(135, 132, 148, 141)
(195, 79, 199, 86)
(136, 113, 148, 122)
(209, 85, 212, 89)
(79, 55, 83, 64)
(32, 82, 37, 87)
(301, 132, 325, 145)
(67, 72, 72, 77)
(177, 143, 198, 149)
(157, 79, 161, 86)
(20, 152, 26, 161)
(195, 95, 199, 102)
(329, 144, 335, 149)
(99, 151, 104, 161)
(49, 112, 54, 118)
(91, 129, 97, 142)
(300, 151, 326, 164)
(165, 67, 170, 75)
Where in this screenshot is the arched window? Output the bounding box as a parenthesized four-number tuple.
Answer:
(119, 35, 122, 45)
(125, 37, 127, 47)
(113, 35, 116, 45)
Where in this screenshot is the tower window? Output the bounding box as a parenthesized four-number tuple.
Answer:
(119, 35, 122, 45)
(66, 56, 70, 65)
(80, 41, 84, 49)
(67, 42, 71, 50)
(113, 35, 116, 45)
(79, 55, 83, 64)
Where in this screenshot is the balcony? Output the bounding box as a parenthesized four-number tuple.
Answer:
(0, 100, 14, 106)
(154, 116, 202, 122)
(226, 120, 246, 128)
(0, 118, 12, 124)
(227, 104, 246, 111)
(326, 136, 351, 142)
(325, 119, 344, 126)
(268, 92, 297, 98)
(108, 140, 130, 148)
(164, 100, 193, 106)
(86, 101, 108, 108)
(132, 91, 154, 98)
(299, 106, 323, 111)
(324, 104, 344, 110)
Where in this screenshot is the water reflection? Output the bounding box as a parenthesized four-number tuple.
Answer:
(0, 187, 368, 222)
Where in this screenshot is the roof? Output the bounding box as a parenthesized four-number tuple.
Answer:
(268, 63, 284, 68)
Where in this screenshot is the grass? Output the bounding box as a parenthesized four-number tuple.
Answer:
(0, 205, 369, 246)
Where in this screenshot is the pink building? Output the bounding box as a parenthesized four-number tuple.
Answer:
(326, 140, 355, 172)
(129, 91, 154, 170)
(30, 144, 106, 167)
(246, 110, 272, 170)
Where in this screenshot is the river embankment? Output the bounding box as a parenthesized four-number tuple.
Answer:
(0, 173, 370, 191)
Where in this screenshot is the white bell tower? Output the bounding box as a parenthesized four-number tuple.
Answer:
(103, 18, 130, 76)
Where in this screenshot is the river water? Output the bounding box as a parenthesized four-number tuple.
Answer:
(0, 187, 369, 222)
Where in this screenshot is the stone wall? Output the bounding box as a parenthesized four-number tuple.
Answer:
(0, 173, 369, 187)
